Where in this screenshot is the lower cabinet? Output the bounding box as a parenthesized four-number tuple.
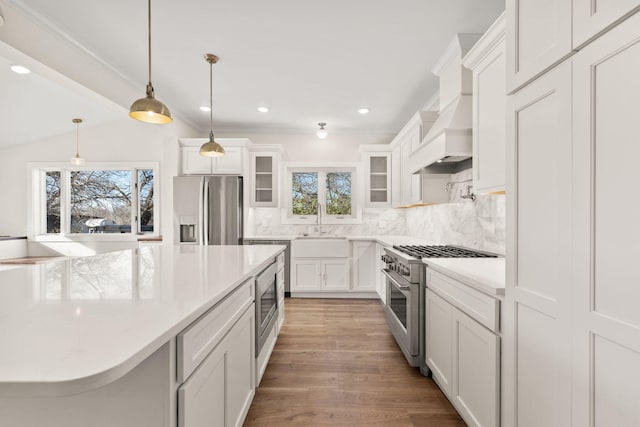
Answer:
(291, 259, 350, 292)
(178, 304, 255, 427)
(425, 288, 500, 427)
(351, 240, 376, 292)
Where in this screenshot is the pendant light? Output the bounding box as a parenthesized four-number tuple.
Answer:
(129, 0, 172, 124)
(199, 54, 225, 157)
(316, 122, 328, 139)
(70, 118, 85, 165)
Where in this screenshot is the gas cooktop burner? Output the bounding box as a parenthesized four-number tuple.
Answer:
(392, 245, 498, 259)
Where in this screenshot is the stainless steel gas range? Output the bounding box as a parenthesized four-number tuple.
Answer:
(381, 245, 498, 375)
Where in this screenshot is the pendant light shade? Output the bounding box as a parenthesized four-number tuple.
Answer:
(199, 54, 225, 157)
(70, 118, 85, 165)
(129, 0, 172, 124)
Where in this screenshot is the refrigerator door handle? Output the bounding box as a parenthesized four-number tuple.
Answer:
(204, 179, 210, 246)
(198, 177, 205, 245)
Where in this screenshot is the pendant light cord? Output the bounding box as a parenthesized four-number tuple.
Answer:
(76, 122, 79, 155)
(147, 0, 152, 85)
(209, 60, 214, 137)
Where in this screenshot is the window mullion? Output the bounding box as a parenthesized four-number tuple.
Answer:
(62, 169, 70, 235)
(318, 171, 327, 217)
(132, 169, 139, 235)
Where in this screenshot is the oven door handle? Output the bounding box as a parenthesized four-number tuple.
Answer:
(382, 269, 412, 292)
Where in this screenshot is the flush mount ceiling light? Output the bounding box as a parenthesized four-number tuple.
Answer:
(199, 54, 225, 157)
(257, 106, 270, 113)
(70, 118, 85, 166)
(10, 65, 30, 74)
(357, 108, 370, 115)
(199, 106, 211, 112)
(316, 122, 328, 139)
(129, 0, 172, 124)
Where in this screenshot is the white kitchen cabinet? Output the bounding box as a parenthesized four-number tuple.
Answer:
(181, 146, 243, 175)
(391, 145, 401, 207)
(351, 240, 376, 292)
(178, 305, 255, 427)
(426, 286, 500, 427)
(400, 127, 422, 205)
(573, 0, 640, 49)
(505, 62, 573, 427)
(180, 138, 249, 175)
(292, 259, 350, 292)
(251, 151, 280, 207)
(571, 13, 640, 427)
(375, 243, 387, 304)
(462, 13, 506, 194)
(425, 288, 454, 396)
(506, 0, 572, 93)
(363, 152, 391, 207)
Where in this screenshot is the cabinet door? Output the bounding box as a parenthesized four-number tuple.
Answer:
(178, 306, 255, 427)
(375, 244, 387, 304)
(506, 0, 572, 92)
(573, 0, 640, 48)
(391, 145, 401, 207)
(505, 61, 572, 427)
(322, 260, 350, 291)
(178, 336, 226, 427)
(400, 134, 421, 205)
(292, 260, 322, 291)
(182, 146, 213, 175)
(472, 37, 506, 193)
(226, 307, 255, 427)
(364, 153, 391, 207)
(572, 14, 640, 427)
(425, 289, 453, 396)
(452, 308, 500, 427)
(251, 153, 279, 207)
(352, 241, 376, 292)
(213, 147, 243, 174)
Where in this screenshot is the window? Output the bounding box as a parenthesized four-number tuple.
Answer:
(285, 165, 360, 225)
(32, 164, 158, 238)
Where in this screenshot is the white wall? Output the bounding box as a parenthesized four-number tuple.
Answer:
(0, 117, 198, 252)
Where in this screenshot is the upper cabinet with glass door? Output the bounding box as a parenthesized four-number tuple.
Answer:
(362, 151, 391, 208)
(251, 149, 281, 207)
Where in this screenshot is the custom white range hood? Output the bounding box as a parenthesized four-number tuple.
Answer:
(410, 34, 480, 174)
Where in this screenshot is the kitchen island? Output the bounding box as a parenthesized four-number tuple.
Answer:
(0, 244, 285, 427)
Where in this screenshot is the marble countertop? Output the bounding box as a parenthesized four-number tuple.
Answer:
(0, 244, 285, 397)
(422, 257, 506, 296)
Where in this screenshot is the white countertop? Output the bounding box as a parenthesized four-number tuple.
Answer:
(0, 244, 284, 396)
(422, 258, 506, 296)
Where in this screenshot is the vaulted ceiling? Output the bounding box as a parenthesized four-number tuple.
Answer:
(0, 0, 504, 147)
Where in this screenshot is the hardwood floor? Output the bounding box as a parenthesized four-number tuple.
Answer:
(244, 298, 465, 427)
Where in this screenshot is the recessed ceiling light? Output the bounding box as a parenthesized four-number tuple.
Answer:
(10, 65, 31, 74)
(257, 106, 270, 113)
(358, 108, 370, 115)
(200, 106, 211, 112)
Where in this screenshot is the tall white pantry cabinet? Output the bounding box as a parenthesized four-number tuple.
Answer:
(505, 2, 640, 427)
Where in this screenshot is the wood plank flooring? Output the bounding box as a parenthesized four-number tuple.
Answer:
(244, 298, 465, 427)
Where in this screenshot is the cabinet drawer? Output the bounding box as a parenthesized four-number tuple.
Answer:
(177, 279, 254, 382)
(427, 269, 499, 333)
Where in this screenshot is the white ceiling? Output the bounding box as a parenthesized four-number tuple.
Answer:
(1, 0, 504, 145)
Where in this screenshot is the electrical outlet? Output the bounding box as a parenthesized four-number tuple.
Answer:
(261, 219, 268, 227)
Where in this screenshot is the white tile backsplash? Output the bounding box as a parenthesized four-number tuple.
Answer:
(248, 168, 505, 254)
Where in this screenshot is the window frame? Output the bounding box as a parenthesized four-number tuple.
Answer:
(28, 162, 160, 241)
(282, 162, 362, 225)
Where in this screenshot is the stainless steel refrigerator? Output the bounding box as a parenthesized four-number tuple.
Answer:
(173, 175, 243, 245)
